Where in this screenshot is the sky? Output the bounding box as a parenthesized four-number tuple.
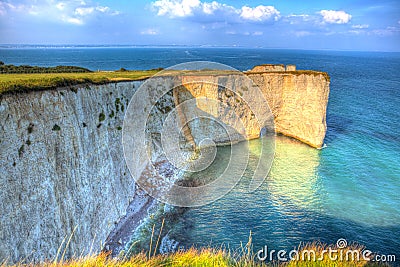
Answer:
(0, 0, 399, 51)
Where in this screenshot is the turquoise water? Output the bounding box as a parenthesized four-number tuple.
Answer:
(179, 136, 400, 256)
(1, 47, 399, 256)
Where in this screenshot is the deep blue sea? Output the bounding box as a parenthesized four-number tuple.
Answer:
(1, 47, 399, 260)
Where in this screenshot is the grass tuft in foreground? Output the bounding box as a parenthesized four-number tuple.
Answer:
(2, 242, 389, 267)
(0, 225, 388, 267)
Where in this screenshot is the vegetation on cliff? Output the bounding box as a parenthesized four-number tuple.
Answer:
(0, 62, 329, 96)
(0, 223, 377, 267)
(1, 243, 378, 267)
(0, 70, 159, 95)
(0, 62, 91, 74)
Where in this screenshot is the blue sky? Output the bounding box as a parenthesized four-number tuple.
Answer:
(0, 0, 399, 51)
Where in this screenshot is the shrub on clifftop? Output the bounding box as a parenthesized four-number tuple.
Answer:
(0, 63, 91, 74)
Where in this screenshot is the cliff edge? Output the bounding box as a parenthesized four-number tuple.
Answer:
(0, 64, 329, 263)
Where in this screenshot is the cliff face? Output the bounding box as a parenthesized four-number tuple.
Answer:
(173, 71, 330, 149)
(247, 72, 330, 148)
(173, 75, 271, 147)
(0, 66, 329, 263)
(0, 83, 141, 263)
(0, 81, 182, 263)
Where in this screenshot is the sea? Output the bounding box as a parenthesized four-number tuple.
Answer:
(1, 47, 399, 260)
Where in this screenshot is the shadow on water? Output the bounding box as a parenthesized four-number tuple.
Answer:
(325, 114, 353, 140)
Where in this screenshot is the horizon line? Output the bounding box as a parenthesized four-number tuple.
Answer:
(0, 44, 399, 53)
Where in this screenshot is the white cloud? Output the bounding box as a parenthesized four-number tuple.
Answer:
(151, 0, 280, 23)
(96, 6, 110, 13)
(348, 30, 363, 35)
(75, 7, 94, 16)
(286, 14, 311, 24)
(319, 10, 352, 24)
(352, 24, 369, 29)
(140, 28, 159, 35)
(370, 26, 400, 36)
(56, 2, 66, 10)
(240, 5, 280, 22)
(64, 16, 84, 25)
(152, 0, 201, 17)
(0, 2, 27, 15)
(0, 3, 5, 16)
(287, 14, 309, 19)
(202, 1, 223, 14)
(0, 0, 119, 25)
(294, 30, 312, 37)
(224, 30, 263, 36)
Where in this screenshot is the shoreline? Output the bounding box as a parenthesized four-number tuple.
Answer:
(103, 190, 155, 257)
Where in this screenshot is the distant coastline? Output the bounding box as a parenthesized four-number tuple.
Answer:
(1, 44, 400, 53)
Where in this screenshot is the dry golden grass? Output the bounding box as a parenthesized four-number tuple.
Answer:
(2, 248, 232, 267)
(2, 240, 386, 267)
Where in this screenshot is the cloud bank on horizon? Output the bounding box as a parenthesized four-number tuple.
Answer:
(0, 0, 399, 51)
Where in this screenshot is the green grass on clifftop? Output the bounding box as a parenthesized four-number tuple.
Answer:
(0, 62, 330, 95)
(0, 70, 160, 95)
